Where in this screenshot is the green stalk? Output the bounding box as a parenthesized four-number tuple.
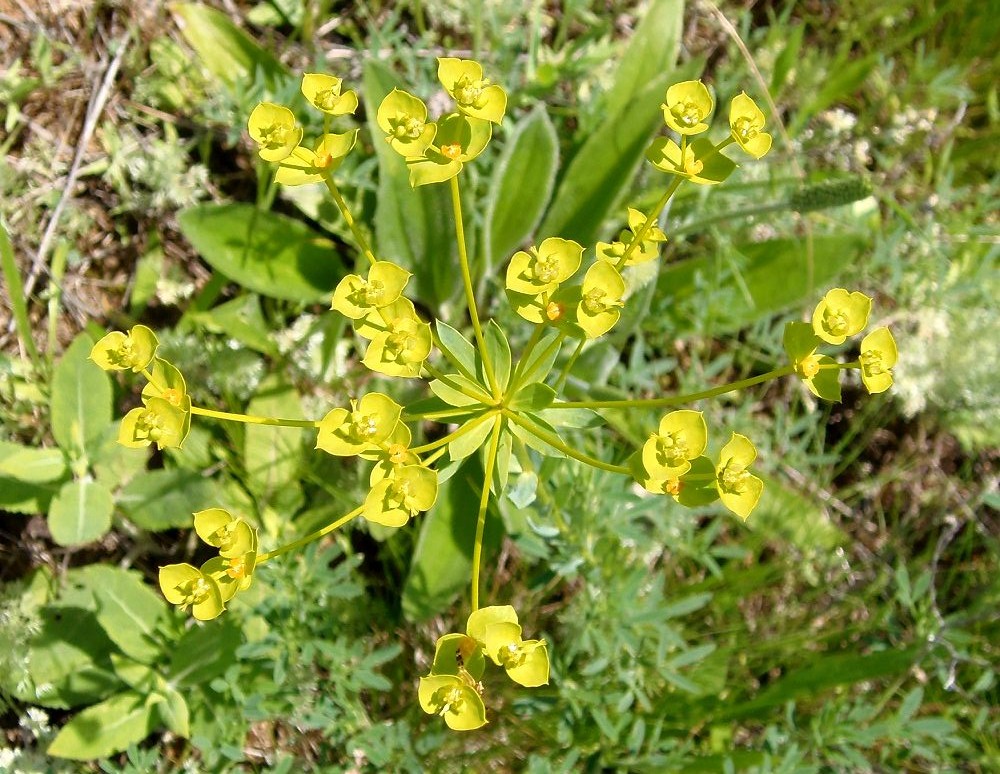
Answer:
(190, 405, 320, 428)
(471, 415, 503, 611)
(504, 410, 631, 476)
(409, 410, 498, 455)
(450, 175, 499, 398)
(548, 365, 797, 410)
(552, 337, 585, 393)
(324, 176, 378, 266)
(0, 221, 42, 370)
(616, 179, 682, 271)
(257, 506, 363, 564)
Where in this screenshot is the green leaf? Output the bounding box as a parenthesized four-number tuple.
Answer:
(16, 604, 120, 708)
(509, 413, 566, 458)
(435, 320, 478, 376)
(482, 320, 512, 390)
(402, 457, 503, 621)
(50, 332, 112, 457)
(536, 406, 603, 429)
(47, 691, 153, 760)
(154, 684, 191, 738)
(448, 416, 497, 462)
(429, 375, 491, 407)
(244, 378, 305, 502)
(0, 440, 68, 483)
(363, 60, 459, 308)
(84, 565, 166, 664)
(0, 476, 62, 514)
(187, 294, 279, 356)
(516, 329, 563, 386)
(170, 2, 287, 91)
(169, 618, 242, 686)
(117, 469, 216, 531)
(509, 383, 556, 412)
(751, 474, 846, 551)
(177, 204, 343, 302)
(654, 235, 866, 336)
(485, 104, 559, 266)
(48, 478, 114, 547)
(601, 0, 684, 120)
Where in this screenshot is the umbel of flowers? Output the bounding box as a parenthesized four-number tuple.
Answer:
(89, 66, 896, 731)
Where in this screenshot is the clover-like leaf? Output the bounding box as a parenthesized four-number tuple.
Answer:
(576, 260, 625, 339)
(418, 674, 488, 731)
(376, 89, 436, 158)
(316, 393, 402, 456)
(661, 80, 714, 135)
(119, 397, 188, 450)
(363, 464, 438, 527)
(274, 130, 358, 186)
(90, 325, 158, 372)
(646, 137, 737, 185)
(811, 288, 872, 345)
(332, 261, 411, 320)
(248, 102, 302, 162)
(158, 563, 224, 621)
(859, 326, 897, 394)
(715, 433, 763, 520)
(729, 91, 772, 159)
(437, 58, 507, 124)
(301, 72, 358, 115)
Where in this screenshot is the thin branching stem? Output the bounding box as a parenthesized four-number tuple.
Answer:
(471, 415, 504, 611)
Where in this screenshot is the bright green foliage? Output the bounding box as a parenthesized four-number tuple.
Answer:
(376, 88, 436, 159)
(316, 393, 403, 456)
(274, 130, 358, 185)
(247, 102, 302, 162)
(332, 260, 412, 319)
(90, 325, 158, 372)
(596, 207, 667, 266)
(715, 433, 763, 521)
(812, 287, 872, 344)
(646, 136, 737, 185)
(300, 72, 358, 116)
(859, 327, 898, 394)
(661, 80, 714, 135)
(437, 57, 507, 124)
(577, 260, 625, 338)
(407, 113, 492, 187)
(784, 322, 843, 401)
(729, 91, 773, 159)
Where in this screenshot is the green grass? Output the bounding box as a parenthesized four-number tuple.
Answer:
(0, 0, 997, 770)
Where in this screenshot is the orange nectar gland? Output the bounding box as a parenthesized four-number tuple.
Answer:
(225, 555, 248, 580)
(388, 443, 409, 464)
(440, 143, 463, 159)
(661, 478, 683, 496)
(545, 301, 565, 322)
(161, 387, 183, 407)
(682, 152, 704, 177)
(796, 354, 822, 380)
(314, 151, 335, 170)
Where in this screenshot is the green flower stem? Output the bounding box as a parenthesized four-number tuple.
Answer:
(471, 415, 503, 612)
(552, 337, 586, 393)
(257, 505, 363, 564)
(430, 327, 479, 384)
(421, 446, 449, 466)
(190, 405, 320, 428)
(509, 329, 566, 396)
(423, 361, 492, 403)
(822, 361, 861, 370)
(548, 365, 797, 410)
(450, 175, 500, 399)
(503, 409, 632, 476)
(403, 406, 484, 422)
(615, 178, 682, 271)
(323, 176, 378, 266)
(409, 410, 499, 455)
(508, 324, 544, 392)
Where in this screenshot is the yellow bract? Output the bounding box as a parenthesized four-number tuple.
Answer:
(332, 261, 411, 320)
(859, 327, 897, 394)
(274, 130, 358, 186)
(729, 92, 772, 159)
(316, 393, 403, 456)
(811, 288, 872, 345)
(90, 325, 158, 372)
(661, 80, 714, 135)
(247, 102, 302, 162)
(577, 261, 625, 339)
(715, 433, 763, 520)
(376, 89, 436, 159)
(437, 58, 507, 124)
(301, 73, 358, 116)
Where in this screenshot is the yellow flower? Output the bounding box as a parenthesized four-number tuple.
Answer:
(247, 102, 302, 162)
(661, 80, 714, 135)
(811, 288, 872, 345)
(300, 73, 358, 115)
(715, 433, 763, 520)
(576, 261, 625, 339)
(729, 92, 772, 159)
(859, 327, 897, 394)
(274, 130, 358, 186)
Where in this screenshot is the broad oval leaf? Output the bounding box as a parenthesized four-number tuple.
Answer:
(48, 478, 114, 547)
(51, 333, 112, 457)
(485, 104, 559, 266)
(117, 469, 216, 531)
(0, 440, 68, 483)
(47, 691, 153, 760)
(84, 565, 166, 664)
(177, 204, 343, 302)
